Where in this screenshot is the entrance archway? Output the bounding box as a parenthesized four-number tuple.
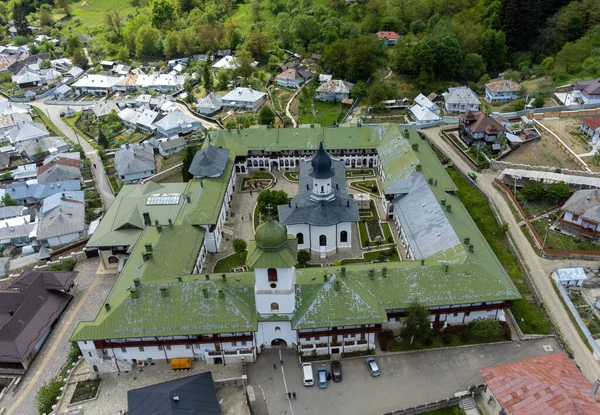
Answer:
(271, 338, 288, 347)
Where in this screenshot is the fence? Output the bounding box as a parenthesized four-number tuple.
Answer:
(382, 397, 460, 415)
(556, 282, 600, 359)
(494, 179, 600, 259)
(533, 119, 590, 171)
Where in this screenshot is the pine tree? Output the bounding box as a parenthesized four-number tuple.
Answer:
(203, 63, 213, 92)
(97, 128, 109, 149)
(12, 1, 30, 36)
(182, 145, 198, 182)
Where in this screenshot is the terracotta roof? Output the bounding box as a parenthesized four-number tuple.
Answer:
(460, 111, 504, 135)
(277, 68, 303, 80)
(37, 157, 80, 175)
(479, 352, 600, 415)
(582, 118, 600, 131)
(376, 31, 401, 40)
(485, 79, 521, 92)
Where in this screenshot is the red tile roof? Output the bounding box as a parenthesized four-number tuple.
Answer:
(459, 111, 504, 135)
(37, 157, 81, 175)
(582, 118, 600, 131)
(479, 352, 600, 415)
(376, 31, 401, 40)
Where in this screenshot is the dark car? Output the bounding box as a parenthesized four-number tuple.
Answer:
(331, 361, 342, 382)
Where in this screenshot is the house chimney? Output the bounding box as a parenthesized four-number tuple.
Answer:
(421, 259, 425, 266)
(369, 270, 374, 280)
(590, 379, 600, 396)
(177, 276, 182, 282)
(186, 194, 191, 203)
(129, 287, 138, 299)
(160, 287, 168, 297)
(440, 198, 446, 206)
(324, 274, 328, 282)
(142, 252, 152, 261)
(446, 204, 452, 213)
(341, 267, 346, 277)
(143, 212, 151, 226)
(335, 280, 340, 290)
(382, 267, 387, 277)
(416, 164, 422, 172)
(205, 274, 210, 280)
(133, 278, 141, 287)
(105, 303, 111, 311)
(145, 243, 153, 252)
(168, 218, 173, 228)
(468, 244, 474, 253)
(222, 274, 226, 282)
(9, 310, 13, 316)
(412, 143, 419, 151)
(218, 289, 224, 299)
(172, 394, 180, 401)
(444, 264, 449, 274)
(202, 288, 209, 298)
(464, 237, 470, 245)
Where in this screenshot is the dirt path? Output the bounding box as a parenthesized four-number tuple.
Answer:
(423, 126, 600, 382)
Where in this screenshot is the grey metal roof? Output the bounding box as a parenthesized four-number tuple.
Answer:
(189, 145, 229, 178)
(127, 372, 221, 415)
(0, 206, 25, 221)
(221, 87, 266, 104)
(0, 222, 35, 243)
(40, 190, 85, 218)
(37, 205, 85, 240)
(393, 173, 460, 259)
(500, 169, 600, 189)
(443, 86, 481, 106)
(7, 121, 49, 144)
(153, 110, 202, 132)
(6, 180, 81, 202)
(278, 159, 360, 226)
(115, 144, 155, 177)
(159, 137, 186, 151)
(563, 189, 600, 222)
(197, 92, 223, 111)
(19, 136, 69, 158)
(37, 164, 81, 184)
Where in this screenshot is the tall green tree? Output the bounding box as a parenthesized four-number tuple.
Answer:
(433, 36, 463, 79)
(402, 301, 431, 344)
(297, 249, 311, 267)
(72, 47, 88, 69)
(547, 182, 571, 202)
(257, 189, 288, 217)
(258, 106, 275, 126)
(152, 0, 175, 28)
(233, 239, 247, 256)
(182, 145, 198, 182)
(12, 1, 30, 36)
(234, 47, 255, 78)
(481, 29, 507, 73)
(97, 128, 109, 149)
(1, 193, 19, 207)
(460, 53, 487, 81)
(203, 63, 213, 91)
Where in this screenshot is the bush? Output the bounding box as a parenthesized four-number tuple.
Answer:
(441, 331, 453, 344)
(36, 378, 62, 415)
(460, 329, 471, 343)
(379, 330, 393, 351)
(423, 337, 433, 346)
(49, 259, 76, 272)
(470, 318, 501, 340)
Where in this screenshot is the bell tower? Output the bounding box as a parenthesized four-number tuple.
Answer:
(310, 142, 335, 202)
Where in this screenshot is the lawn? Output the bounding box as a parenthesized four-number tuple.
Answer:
(57, 1, 138, 36)
(447, 168, 552, 335)
(340, 247, 399, 264)
(531, 218, 600, 251)
(283, 171, 299, 182)
(213, 252, 248, 273)
(387, 328, 508, 352)
(32, 107, 72, 143)
(297, 86, 344, 126)
(349, 180, 380, 196)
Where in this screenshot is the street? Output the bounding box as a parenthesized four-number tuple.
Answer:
(248, 339, 560, 415)
(422, 125, 600, 382)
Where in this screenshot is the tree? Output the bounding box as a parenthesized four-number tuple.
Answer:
(402, 301, 431, 344)
(520, 182, 545, 201)
(1, 193, 18, 207)
(152, 0, 175, 28)
(182, 145, 198, 182)
(234, 47, 255, 78)
(72, 47, 88, 69)
(481, 29, 507, 74)
(258, 106, 275, 127)
(97, 128, 109, 148)
(245, 31, 270, 63)
(410, 42, 436, 75)
(433, 36, 463, 79)
(105, 11, 124, 39)
(540, 56, 554, 75)
(54, 0, 70, 15)
(460, 53, 487, 81)
(292, 15, 320, 50)
(233, 239, 247, 256)
(136, 25, 162, 57)
(117, 46, 130, 63)
(12, 1, 30, 36)
(39, 5, 53, 27)
(470, 318, 501, 340)
(257, 189, 288, 217)
(178, 0, 194, 13)
(203, 63, 213, 91)
(217, 69, 229, 90)
(0, 71, 12, 84)
(547, 181, 571, 202)
(66, 35, 82, 56)
(297, 249, 311, 267)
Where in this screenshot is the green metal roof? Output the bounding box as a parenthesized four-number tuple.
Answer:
(176, 157, 234, 226)
(87, 182, 188, 248)
(246, 236, 298, 269)
(254, 219, 289, 250)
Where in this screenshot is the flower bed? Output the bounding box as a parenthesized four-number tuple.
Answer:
(346, 168, 375, 178)
(70, 379, 101, 404)
(366, 220, 384, 241)
(283, 171, 299, 182)
(241, 178, 272, 191)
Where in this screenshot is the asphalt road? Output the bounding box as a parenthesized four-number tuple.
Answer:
(32, 100, 116, 209)
(248, 339, 560, 415)
(422, 125, 600, 382)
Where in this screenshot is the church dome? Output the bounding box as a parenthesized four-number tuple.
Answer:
(310, 142, 334, 179)
(255, 219, 288, 251)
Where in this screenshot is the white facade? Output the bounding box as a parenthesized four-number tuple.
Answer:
(41, 231, 82, 248)
(286, 222, 352, 253)
(254, 267, 296, 314)
(257, 321, 296, 348)
(199, 167, 236, 253)
(120, 170, 155, 183)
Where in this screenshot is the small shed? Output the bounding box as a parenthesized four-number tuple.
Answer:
(341, 98, 354, 108)
(554, 266, 587, 287)
(491, 143, 502, 154)
(355, 193, 371, 210)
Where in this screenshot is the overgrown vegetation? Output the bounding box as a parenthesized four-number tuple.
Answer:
(49, 259, 76, 272)
(36, 378, 62, 415)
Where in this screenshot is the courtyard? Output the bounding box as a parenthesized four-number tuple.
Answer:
(247, 338, 561, 415)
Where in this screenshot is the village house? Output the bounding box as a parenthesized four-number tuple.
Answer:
(196, 92, 223, 115)
(4, 120, 49, 146)
(559, 189, 600, 239)
(117, 108, 159, 133)
(580, 118, 600, 145)
(571, 78, 600, 105)
(72, 74, 123, 96)
(211, 55, 238, 76)
(459, 111, 505, 145)
(152, 110, 203, 137)
(158, 137, 187, 157)
(442, 86, 481, 113)
(221, 87, 267, 111)
(18, 136, 69, 160)
(316, 80, 354, 102)
(485, 79, 521, 103)
(276, 67, 313, 89)
(114, 143, 155, 183)
(376, 31, 402, 45)
(37, 204, 86, 248)
(4, 180, 81, 205)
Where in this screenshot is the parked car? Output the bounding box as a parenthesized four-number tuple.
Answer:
(331, 360, 342, 382)
(302, 363, 314, 387)
(317, 366, 328, 389)
(365, 357, 380, 377)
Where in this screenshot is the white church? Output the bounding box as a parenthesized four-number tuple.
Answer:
(278, 142, 359, 256)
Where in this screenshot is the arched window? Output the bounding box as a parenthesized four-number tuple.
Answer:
(271, 302, 279, 311)
(296, 233, 304, 244)
(340, 231, 348, 243)
(108, 256, 119, 264)
(268, 268, 278, 282)
(275, 326, 281, 331)
(319, 235, 327, 246)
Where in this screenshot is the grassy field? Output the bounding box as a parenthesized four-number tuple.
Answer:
(298, 98, 343, 126)
(57, 1, 138, 36)
(388, 328, 508, 353)
(340, 247, 399, 264)
(531, 219, 600, 251)
(447, 168, 551, 335)
(214, 252, 248, 273)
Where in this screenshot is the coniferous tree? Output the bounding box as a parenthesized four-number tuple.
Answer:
(12, 1, 30, 36)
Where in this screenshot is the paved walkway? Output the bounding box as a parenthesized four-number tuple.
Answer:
(4, 259, 117, 415)
(31, 100, 116, 209)
(176, 102, 221, 130)
(423, 125, 600, 382)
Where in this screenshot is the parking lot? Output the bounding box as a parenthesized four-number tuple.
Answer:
(247, 338, 561, 415)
